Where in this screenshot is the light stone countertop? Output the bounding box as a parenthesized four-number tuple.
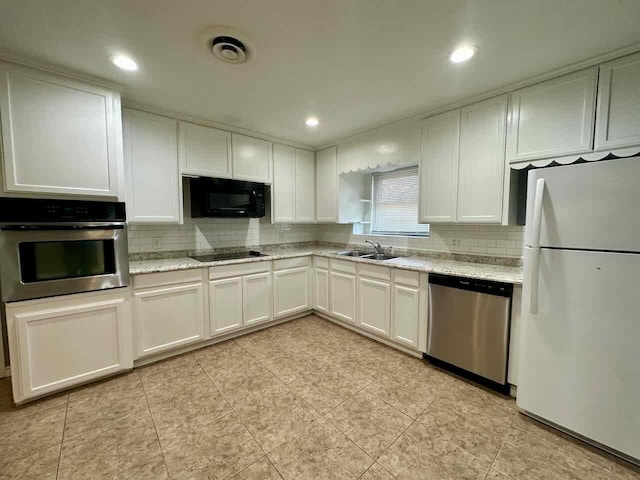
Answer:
(129, 247, 523, 284)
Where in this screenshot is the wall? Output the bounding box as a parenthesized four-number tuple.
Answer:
(128, 217, 318, 253)
(317, 223, 524, 257)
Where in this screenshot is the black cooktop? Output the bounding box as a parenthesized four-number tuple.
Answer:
(189, 251, 268, 262)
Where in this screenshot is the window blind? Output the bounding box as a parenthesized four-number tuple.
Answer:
(371, 167, 429, 236)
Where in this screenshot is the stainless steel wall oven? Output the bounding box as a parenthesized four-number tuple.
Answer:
(0, 198, 129, 302)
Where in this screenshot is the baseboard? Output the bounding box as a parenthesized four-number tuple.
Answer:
(134, 310, 314, 368)
(313, 311, 424, 358)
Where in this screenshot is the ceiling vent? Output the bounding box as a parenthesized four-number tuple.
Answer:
(199, 26, 256, 65)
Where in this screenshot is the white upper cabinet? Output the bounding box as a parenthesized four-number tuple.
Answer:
(595, 52, 640, 150)
(124, 109, 181, 224)
(419, 110, 460, 223)
(315, 146, 338, 223)
(272, 144, 296, 222)
(507, 67, 597, 163)
(0, 62, 121, 197)
(272, 145, 315, 223)
(179, 121, 232, 178)
(294, 148, 315, 222)
(457, 94, 508, 223)
(231, 133, 272, 183)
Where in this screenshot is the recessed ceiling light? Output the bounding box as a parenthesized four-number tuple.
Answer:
(448, 45, 477, 64)
(110, 55, 138, 71)
(305, 117, 319, 127)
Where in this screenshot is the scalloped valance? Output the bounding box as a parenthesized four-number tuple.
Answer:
(510, 146, 640, 169)
(337, 118, 421, 174)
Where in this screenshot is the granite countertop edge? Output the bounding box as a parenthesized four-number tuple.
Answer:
(129, 249, 523, 284)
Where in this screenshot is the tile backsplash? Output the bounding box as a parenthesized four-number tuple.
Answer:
(129, 218, 524, 258)
(127, 217, 318, 253)
(316, 223, 524, 257)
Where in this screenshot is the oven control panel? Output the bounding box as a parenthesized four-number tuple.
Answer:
(0, 198, 126, 223)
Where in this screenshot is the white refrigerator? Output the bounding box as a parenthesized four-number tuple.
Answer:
(517, 157, 640, 463)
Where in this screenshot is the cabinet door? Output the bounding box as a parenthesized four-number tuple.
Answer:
(392, 284, 420, 349)
(314, 267, 330, 314)
(243, 272, 272, 326)
(457, 95, 508, 224)
(272, 144, 295, 222)
(0, 62, 121, 197)
(124, 109, 181, 223)
(210, 277, 243, 335)
(358, 277, 391, 337)
(330, 271, 357, 324)
(232, 134, 272, 183)
(6, 291, 132, 402)
(133, 283, 205, 359)
(507, 67, 597, 163)
(419, 110, 460, 223)
(295, 149, 316, 222)
(273, 266, 311, 318)
(178, 121, 232, 178)
(595, 52, 640, 150)
(315, 146, 338, 223)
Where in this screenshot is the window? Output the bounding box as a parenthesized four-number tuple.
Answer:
(371, 167, 429, 237)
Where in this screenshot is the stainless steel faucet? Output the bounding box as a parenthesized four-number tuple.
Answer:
(365, 240, 384, 254)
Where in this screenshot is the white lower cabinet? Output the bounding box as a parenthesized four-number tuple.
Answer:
(357, 264, 392, 337)
(273, 258, 311, 318)
(210, 276, 244, 335)
(209, 261, 272, 335)
(243, 272, 272, 326)
(133, 282, 205, 358)
(6, 290, 132, 403)
(313, 257, 330, 314)
(392, 285, 420, 348)
(358, 277, 391, 337)
(330, 260, 357, 324)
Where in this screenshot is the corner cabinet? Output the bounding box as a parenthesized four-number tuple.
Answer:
(313, 257, 330, 314)
(419, 110, 460, 223)
(124, 109, 182, 224)
(457, 94, 508, 223)
(231, 133, 272, 183)
(273, 258, 311, 319)
(507, 67, 597, 163)
(179, 120, 232, 178)
(6, 290, 132, 403)
(595, 52, 640, 151)
(315, 146, 338, 223)
(0, 61, 122, 198)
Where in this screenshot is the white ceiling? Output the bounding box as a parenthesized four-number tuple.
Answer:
(1, 0, 640, 147)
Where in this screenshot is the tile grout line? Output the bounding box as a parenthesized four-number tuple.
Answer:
(54, 395, 70, 480)
(138, 370, 172, 479)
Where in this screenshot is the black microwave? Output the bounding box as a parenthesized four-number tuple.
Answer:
(190, 177, 266, 218)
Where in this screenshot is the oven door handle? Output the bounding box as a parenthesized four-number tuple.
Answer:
(0, 224, 125, 231)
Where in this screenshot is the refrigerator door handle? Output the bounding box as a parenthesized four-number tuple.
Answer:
(530, 178, 545, 248)
(528, 247, 541, 314)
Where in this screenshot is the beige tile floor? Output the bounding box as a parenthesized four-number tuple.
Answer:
(1, 314, 639, 479)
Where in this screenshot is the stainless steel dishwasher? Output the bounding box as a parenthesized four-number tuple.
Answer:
(427, 274, 512, 388)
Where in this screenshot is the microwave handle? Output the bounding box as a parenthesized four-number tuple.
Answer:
(250, 190, 257, 210)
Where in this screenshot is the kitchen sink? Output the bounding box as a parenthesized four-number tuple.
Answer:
(361, 253, 397, 261)
(336, 250, 366, 257)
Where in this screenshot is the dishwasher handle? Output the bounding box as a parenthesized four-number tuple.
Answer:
(428, 274, 512, 298)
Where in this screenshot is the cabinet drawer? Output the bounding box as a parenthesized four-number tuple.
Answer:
(393, 269, 420, 287)
(314, 256, 329, 269)
(133, 269, 204, 290)
(358, 263, 391, 281)
(330, 258, 357, 275)
(209, 260, 270, 280)
(273, 256, 310, 270)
